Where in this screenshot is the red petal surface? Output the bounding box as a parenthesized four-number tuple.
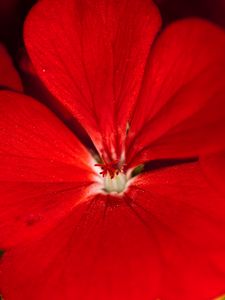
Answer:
(128, 162, 225, 299)
(1, 162, 225, 299)
(126, 19, 225, 166)
(0, 91, 94, 247)
(0, 197, 161, 300)
(24, 0, 161, 159)
(201, 151, 225, 197)
(0, 44, 22, 91)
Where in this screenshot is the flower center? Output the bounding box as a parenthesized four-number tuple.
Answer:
(103, 172, 127, 193)
(95, 159, 128, 193)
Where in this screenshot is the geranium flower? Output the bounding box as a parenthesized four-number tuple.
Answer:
(1, 0, 225, 299)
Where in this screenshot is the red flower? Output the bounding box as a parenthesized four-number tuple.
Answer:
(1, 0, 225, 299)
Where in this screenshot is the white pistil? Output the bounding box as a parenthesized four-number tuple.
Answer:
(103, 173, 127, 193)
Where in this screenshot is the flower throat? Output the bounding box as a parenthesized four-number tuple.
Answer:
(95, 159, 128, 194)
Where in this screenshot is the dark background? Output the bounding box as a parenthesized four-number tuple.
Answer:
(0, 0, 225, 60)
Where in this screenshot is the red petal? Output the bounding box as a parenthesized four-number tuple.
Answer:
(200, 151, 225, 197)
(20, 51, 94, 149)
(0, 44, 22, 91)
(0, 196, 161, 300)
(126, 19, 225, 166)
(24, 0, 161, 159)
(1, 162, 225, 299)
(0, 91, 94, 247)
(127, 162, 225, 299)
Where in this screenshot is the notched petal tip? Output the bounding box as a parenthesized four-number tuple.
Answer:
(24, 0, 161, 157)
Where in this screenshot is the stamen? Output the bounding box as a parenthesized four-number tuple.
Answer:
(95, 159, 128, 193)
(95, 159, 124, 179)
